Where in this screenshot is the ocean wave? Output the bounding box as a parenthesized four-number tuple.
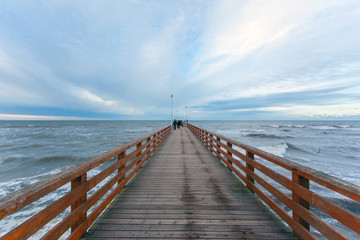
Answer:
(308, 125, 338, 130)
(2, 143, 45, 153)
(269, 124, 305, 128)
(258, 143, 288, 158)
(35, 155, 83, 164)
(308, 124, 353, 130)
(344, 127, 360, 131)
(0, 155, 30, 164)
(245, 133, 292, 139)
(286, 143, 310, 154)
(335, 124, 351, 128)
(1, 155, 85, 165)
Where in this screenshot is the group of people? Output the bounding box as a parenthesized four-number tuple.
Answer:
(173, 119, 187, 130)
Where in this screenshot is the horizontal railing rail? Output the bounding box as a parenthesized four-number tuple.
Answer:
(188, 123, 360, 240)
(0, 125, 171, 240)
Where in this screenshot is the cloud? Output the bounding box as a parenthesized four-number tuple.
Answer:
(189, 0, 343, 80)
(0, 0, 359, 120)
(73, 88, 143, 115)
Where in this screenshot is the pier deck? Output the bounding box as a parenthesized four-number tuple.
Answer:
(81, 127, 294, 239)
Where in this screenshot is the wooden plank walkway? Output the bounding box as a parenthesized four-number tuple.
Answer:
(82, 127, 295, 239)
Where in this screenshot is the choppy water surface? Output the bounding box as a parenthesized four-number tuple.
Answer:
(0, 120, 359, 239)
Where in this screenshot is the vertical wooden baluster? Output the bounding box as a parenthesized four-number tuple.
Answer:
(292, 173, 310, 236)
(227, 142, 233, 171)
(71, 173, 87, 232)
(118, 151, 126, 185)
(246, 151, 255, 192)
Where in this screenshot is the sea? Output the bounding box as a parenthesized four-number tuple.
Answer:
(0, 120, 359, 239)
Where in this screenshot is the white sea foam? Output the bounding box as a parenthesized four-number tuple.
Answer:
(308, 125, 338, 130)
(259, 143, 288, 158)
(291, 125, 305, 128)
(0, 169, 63, 198)
(345, 127, 360, 131)
(335, 124, 351, 128)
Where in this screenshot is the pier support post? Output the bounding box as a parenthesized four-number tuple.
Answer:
(292, 173, 310, 234)
(71, 173, 87, 232)
(246, 151, 255, 192)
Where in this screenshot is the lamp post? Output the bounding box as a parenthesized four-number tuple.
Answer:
(171, 94, 173, 131)
(186, 106, 188, 127)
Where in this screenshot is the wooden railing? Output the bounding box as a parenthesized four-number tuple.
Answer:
(0, 125, 171, 240)
(188, 123, 360, 240)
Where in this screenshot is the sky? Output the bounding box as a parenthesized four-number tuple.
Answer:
(0, 0, 359, 120)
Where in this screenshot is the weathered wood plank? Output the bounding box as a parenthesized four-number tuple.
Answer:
(82, 231, 294, 239)
(88, 223, 289, 233)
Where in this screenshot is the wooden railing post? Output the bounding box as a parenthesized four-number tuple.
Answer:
(216, 137, 221, 156)
(146, 137, 151, 154)
(118, 151, 126, 185)
(205, 132, 209, 148)
(227, 142, 233, 171)
(203, 131, 207, 145)
(137, 141, 142, 155)
(71, 173, 87, 232)
(159, 130, 163, 144)
(157, 131, 161, 146)
(292, 173, 310, 234)
(136, 142, 142, 165)
(246, 151, 255, 192)
(152, 133, 157, 153)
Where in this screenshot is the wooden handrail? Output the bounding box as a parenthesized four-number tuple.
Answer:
(0, 125, 171, 240)
(188, 123, 360, 240)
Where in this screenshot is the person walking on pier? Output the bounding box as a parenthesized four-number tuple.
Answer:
(173, 119, 177, 130)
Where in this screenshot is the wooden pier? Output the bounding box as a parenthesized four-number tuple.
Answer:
(1, 123, 359, 239)
(81, 127, 294, 239)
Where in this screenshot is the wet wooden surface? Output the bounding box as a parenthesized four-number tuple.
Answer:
(82, 127, 295, 239)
